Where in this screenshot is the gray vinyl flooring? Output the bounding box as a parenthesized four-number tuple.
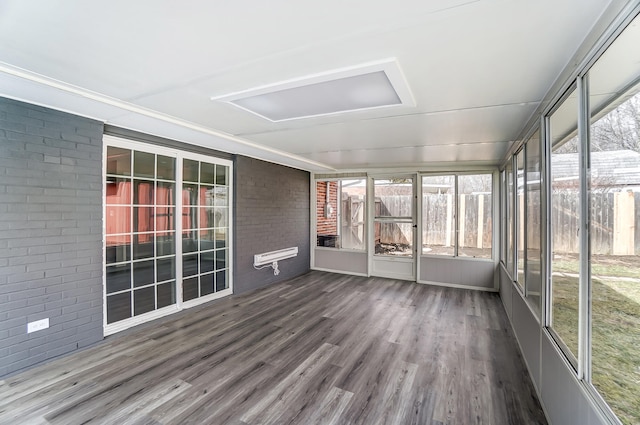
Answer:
(0, 271, 547, 425)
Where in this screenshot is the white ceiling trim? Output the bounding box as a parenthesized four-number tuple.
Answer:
(0, 62, 336, 172)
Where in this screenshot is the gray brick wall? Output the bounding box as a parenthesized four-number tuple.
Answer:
(234, 156, 310, 293)
(0, 97, 104, 377)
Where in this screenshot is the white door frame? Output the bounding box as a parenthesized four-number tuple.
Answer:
(368, 174, 418, 281)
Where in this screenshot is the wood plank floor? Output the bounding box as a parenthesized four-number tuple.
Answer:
(0, 271, 547, 425)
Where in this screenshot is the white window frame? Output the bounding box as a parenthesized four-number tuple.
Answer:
(419, 171, 495, 262)
(312, 177, 367, 252)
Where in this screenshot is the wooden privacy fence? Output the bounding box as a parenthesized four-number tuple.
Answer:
(375, 190, 640, 255)
(375, 196, 411, 245)
(376, 194, 492, 249)
(422, 194, 453, 247)
(551, 190, 639, 255)
(341, 194, 365, 249)
(378, 191, 638, 255)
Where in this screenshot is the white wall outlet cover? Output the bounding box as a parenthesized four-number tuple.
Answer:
(27, 318, 49, 333)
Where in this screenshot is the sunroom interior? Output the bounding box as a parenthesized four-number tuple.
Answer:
(1, 0, 639, 424)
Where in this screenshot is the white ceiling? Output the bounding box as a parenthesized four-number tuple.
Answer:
(0, 0, 613, 172)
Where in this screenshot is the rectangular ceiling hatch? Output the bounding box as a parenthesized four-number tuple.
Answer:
(212, 59, 414, 122)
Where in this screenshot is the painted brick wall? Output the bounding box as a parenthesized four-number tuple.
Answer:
(0, 97, 104, 377)
(235, 156, 310, 293)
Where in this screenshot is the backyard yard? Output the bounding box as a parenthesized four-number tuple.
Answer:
(552, 254, 640, 425)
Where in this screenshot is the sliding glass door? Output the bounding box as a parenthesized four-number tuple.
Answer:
(104, 137, 232, 335)
(181, 158, 230, 304)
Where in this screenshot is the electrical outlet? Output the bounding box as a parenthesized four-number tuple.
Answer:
(27, 318, 49, 333)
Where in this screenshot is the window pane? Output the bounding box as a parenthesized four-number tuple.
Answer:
(549, 87, 580, 361)
(316, 181, 339, 248)
(106, 235, 131, 264)
(182, 207, 198, 231)
(183, 277, 198, 301)
(106, 147, 131, 176)
(183, 159, 199, 182)
(133, 180, 154, 205)
(133, 260, 155, 288)
(214, 227, 227, 247)
(506, 162, 514, 274)
(525, 132, 542, 312)
(157, 155, 175, 181)
(134, 286, 155, 316)
(134, 151, 155, 178)
(340, 179, 366, 250)
(214, 186, 228, 207)
(183, 232, 198, 253)
(133, 286, 156, 316)
(500, 170, 507, 264)
(200, 207, 215, 229)
(106, 178, 131, 205)
(422, 175, 454, 256)
(375, 179, 412, 217)
(589, 16, 640, 424)
(458, 174, 492, 258)
(155, 206, 174, 233)
(157, 281, 176, 309)
(156, 257, 175, 282)
(134, 206, 154, 233)
(215, 165, 227, 186)
(106, 263, 131, 294)
(198, 228, 216, 250)
(105, 206, 130, 234)
(200, 273, 215, 296)
(156, 182, 175, 205)
(217, 208, 228, 230)
(107, 293, 131, 324)
(516, 150, 525, 285)
(199, 186, 213, 207)
(215, 270, 227, 292)
(200, 251, 215, 273)
(183, 184, 199, 206)
(200, 162, 215, 185)
(375, 222, 414, 257)
(215, 248, 227, 270)
(133, 233, 154, 260)
(156, 232, 175, 256)
(183, 253, 198, 277)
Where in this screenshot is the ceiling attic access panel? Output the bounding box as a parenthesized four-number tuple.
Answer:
(211, 59, 415, 122)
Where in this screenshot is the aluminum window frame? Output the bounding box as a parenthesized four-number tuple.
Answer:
(419, 171, 495, 262)
(313, 177, 368, 252)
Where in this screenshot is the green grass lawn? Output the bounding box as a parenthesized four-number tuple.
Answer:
(551, 255, 640, 425)
(553, 255, 640, 279)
